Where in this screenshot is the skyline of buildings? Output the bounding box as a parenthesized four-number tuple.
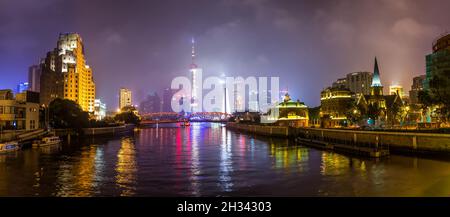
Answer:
(1, 31, 448, 119)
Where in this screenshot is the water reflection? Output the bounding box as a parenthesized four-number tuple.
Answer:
(56, 145, 97, 196)
(190, 124, 201, 196)
(269, 139, 309, 170)
(115, 137, 137, 196)
(219, 126, 233, 192)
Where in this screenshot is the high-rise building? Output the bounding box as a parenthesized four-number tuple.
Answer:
(119, 88, 132, 110)
(345, 71, 373, 95)
(39, 33, 96, 112)
(93, 99, 106, 120)
(16, 82, 29, 94)
(409, 75, 426, 104)
(28, 65, 41, 92)
(425, 33, 450, 90)
(139, 92, 161, 114)
(162, 87, 177, 112)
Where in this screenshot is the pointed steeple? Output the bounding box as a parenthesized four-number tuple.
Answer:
(190, 37, 198, 69)
(371, 57, 382, 87)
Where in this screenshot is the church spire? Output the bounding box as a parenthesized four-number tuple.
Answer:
(371, 56, 382, 87)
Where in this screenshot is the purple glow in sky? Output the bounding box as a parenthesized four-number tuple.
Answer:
(0, 0, 449, 108)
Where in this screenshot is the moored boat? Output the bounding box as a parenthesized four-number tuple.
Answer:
(178, 121, 191, 127)
(32, 136, 61, 148)
(0, 141, 20, 153)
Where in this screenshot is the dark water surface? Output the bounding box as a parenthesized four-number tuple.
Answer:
(1, 123, 449, 196)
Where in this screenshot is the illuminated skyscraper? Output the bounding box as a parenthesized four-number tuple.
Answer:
(190, 37, 202, 112)
(119, 88, 132, 110)
(40, 33, 96, 112)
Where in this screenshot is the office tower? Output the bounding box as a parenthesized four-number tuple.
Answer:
(345, 71, 373, 95)
(119, 88, 132, 110)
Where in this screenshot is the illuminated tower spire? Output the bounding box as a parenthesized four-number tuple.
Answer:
(371, 57, 382, 87)
(190, 37, 197, 69)
(370, 56, 384, 96)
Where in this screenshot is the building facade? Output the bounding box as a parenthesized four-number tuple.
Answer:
(409, 75, 426, 104)
(39, 33, 96, 112)
(93, 99, 106, 120)
(263, 93, 309, 127)
(425, 34, 450, 90)
(345, 71, 373, 95)
(119, 88, 132, 110)
(332, 78, 347, 89)
(0, 90, 40, 131)
(28, 65, 41, 92)
(320, 87, 353, 127)
(389, 85, 405, 98)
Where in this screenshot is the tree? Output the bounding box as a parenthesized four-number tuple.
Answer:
(308, 106, 321, 120)
(115, 111, 140, 125)
(49, 98, 89, 129)
(343, 100, 363, 126)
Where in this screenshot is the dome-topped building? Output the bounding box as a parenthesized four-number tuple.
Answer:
(263, 92, 309, 127)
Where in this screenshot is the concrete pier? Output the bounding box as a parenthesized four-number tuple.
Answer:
(227, 123, 450, 156)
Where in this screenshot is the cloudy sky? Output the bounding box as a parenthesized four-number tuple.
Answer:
(0, 0, 449, 108)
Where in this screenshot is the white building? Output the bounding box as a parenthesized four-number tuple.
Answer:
(94, 99, 106, 120)
(119, 88, 132, 110)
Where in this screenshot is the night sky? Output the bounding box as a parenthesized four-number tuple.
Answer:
(1, 0, 449, 109)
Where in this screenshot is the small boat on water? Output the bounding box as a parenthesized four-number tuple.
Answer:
(0, 141, 20, 153)
(32, 136, 61, 148)
(179, 121, 191, 127)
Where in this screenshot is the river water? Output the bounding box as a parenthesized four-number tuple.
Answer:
(1, 122, 449, 196)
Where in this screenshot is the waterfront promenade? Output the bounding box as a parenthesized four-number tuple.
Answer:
(226, 123, 450, 156)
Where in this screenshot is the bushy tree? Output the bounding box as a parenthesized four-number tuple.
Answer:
(49, 98, 89, 129)
(114, 111, 140, 125)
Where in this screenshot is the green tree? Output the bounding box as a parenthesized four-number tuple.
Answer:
(49, 98, 89, 129)
(115, 111, 141, 125)
(344, 101, 362, 126)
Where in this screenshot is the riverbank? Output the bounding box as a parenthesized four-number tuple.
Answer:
(53, 124, 136, 137)
(226, 123, 450, 156)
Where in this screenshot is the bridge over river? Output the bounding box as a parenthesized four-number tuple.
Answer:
(140, 112, 232, 124)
